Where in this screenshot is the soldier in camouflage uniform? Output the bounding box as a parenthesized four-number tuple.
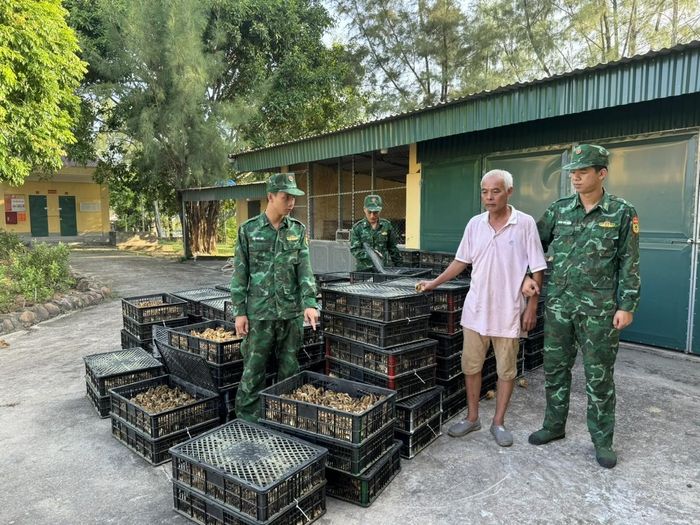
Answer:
(523, 144, 640, 468)
(350, 194, 403, 271)
(231, 173, 319, 422)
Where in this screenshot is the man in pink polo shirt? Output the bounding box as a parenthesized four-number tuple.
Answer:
(419, 169, 547, 446)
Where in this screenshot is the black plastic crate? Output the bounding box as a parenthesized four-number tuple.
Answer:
(303, 323, 323, 346)
(395, 387, 443, 433)
(170, 420, 328, 522)
(84, 348, 163, 396)
(326, 357, 436, 402)
(112, 416, 218, 466)
(167, 320, 243, 365)
(436, 373, 465, 398)
(123, 315, 189, 341)
(429, 310, 462, 335)
(199, 297, 234, 323)
(298, 343, 324, 368)
(263, 418, 396, 475)
(442, 388, 467, 423)
(315, 271, 352, 288)
(120, 329, 153, 353)
(325, 335, 436, 376)
(382, 277, 470, 312)
(86, 380, 110, 418)
(525, 352, 544, 370)
(321, 283, 430, 322)
(172, 288, 230, 317)
(321, 311, 430, 349)
(158, 339, 245, 390)
(428, 331, 463, 358)
(173, 480, 326, 525)
(110, 375, 220, 439)
(436, 352, 463, 381)
(521, 332, 544, 355)
(326, 440, 401, 507)
(122, 293, 188, 323)
(349, 267, 431, 284)
(398, 249, 421, 268)
(260, 371, 395, 444)
(394, 411, 443, 459)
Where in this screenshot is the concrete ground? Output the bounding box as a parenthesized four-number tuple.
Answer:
(1, 247, 698, 525)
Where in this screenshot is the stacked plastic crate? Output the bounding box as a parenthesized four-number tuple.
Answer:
(522, 267, 549, 370)
(83, 348, 163, 418)
(321, 281, 441, 458)
(170, 419, 329, 524)
(121, 293, 189, 354)
(418, 250, 472, 280)
(170, 287, 230, 321)
(259, 371, 400, 507)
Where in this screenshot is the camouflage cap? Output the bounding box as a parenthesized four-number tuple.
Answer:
(562, 144, 609, 170)
(364, 194, 383, 212)
(266, 173, 305, 196)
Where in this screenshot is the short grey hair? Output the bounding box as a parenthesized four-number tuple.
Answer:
(481, 169, 513, 190)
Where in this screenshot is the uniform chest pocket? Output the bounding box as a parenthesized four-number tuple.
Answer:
(552, 225, 575, 251)
(590, 228, 619, 256)
(280, 239, 302, 264)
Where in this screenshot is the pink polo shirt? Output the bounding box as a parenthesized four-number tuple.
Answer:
(455, 206, 547, 338)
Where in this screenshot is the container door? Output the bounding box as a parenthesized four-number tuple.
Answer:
(420, 157, 481, 252)
(29, 195, 49, 237)
(602, 134, 697, 351)
(59, 195, 77, 236)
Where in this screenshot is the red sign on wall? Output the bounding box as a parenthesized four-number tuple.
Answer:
(5, 212, 17, 224)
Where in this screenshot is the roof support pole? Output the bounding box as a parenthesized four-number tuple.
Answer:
(307, 163, 313, 238)
(337, 158, 342, 233)
(351, 155, 356, 223)
(179, 192, 191, 259)
(371, 151, 375, 191)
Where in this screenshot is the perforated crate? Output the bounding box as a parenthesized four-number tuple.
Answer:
(428, 331, 463, 358)
(382, 277, 470, 312)
(436, 352, 463, 381)
(442, 388, 467, 423)
(110, 375, 220, 439)
(349, 267, 431, 284)
(436, 373, 465, 398)
(298, 343, 324, 369)
(326, 357, 436, 402)
(86, 380, 110, 418)
(260, 371, 395, 444)
(170, 420, 327, 521)
(326, 440, 401, 507)
(398, 248, 421, 268)
(84, 348, 164, 396)
(395, 387, 443, 433)
(429, 310, 462, 335)
(122, 293, 188, 323)
(321, 283, 430, 322)
(120, 329, 153, 353)
(394, 411, 443, 459)
(303, 322, 323, 346)
(167, 320, 243, 365)
(123, 315, 189, 341)
(521, 331, 544, 355)
(172, 288, 231, 317)
(159, 339, 245, 389)
(321, 311, 430, 349)
(199, 297, 234, 322)
(112, 416, 219, 466)
(315, 271, 351, 288)
(525, 352, 544, 370)
(325, 335, 436, 376)
(173, 480, 326, 525)
(263, 418, 396, 475)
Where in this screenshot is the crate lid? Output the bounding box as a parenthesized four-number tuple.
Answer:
(396, 386, 444, 409)
(170, 419, 327, 489)
(171, 288, 230, 302)
(83, 348, 162, 377)
(153, 339, 218, 392)
(214, 284, 231, 292)
(199, 297, 228, 311)
(386, 277, 470, 290)
(321, 282, 423, 299)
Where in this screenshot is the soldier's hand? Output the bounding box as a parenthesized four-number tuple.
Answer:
(304, 308, 320, 330)
(235, 315, 249, 336)
(613, 310, 633, 330)
(521, 276, 540, 297)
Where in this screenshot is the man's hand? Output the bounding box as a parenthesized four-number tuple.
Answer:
(416, 279, 436, 293)
(304, 308, 320, 330)
(235, 315, 249, 336)
(613, 310, 633, 330)
(522, 275, 540, 298)
(521, 306, 537, 332)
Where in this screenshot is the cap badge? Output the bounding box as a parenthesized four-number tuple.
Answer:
(287, 175, 294, 182)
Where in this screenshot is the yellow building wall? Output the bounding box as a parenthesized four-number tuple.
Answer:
(0, 165, 110, 236)
(405, 143, 421, 248)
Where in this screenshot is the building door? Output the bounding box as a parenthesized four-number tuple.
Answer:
(59, 196, 78, 236)
(602, 134, 697, 352)
(420, 157, 481, 251)
(29, 195, 49, 237)
(247, 200, 260, 218)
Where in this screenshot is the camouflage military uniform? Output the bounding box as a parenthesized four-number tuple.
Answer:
(538, 190, 640, 448)
(231, 178, 318, 423)
(350, 218, 402, 271)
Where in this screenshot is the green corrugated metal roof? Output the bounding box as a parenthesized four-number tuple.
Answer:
(180, 182, 266, 202)
(232, 41, 700, 172)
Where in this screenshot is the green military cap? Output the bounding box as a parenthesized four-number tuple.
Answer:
(266, 173, 305, 196)
(364, 194, 383, 211)
(562, 144, 610, 170)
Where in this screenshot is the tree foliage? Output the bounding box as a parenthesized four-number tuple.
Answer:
(0, 0, 86, 184)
